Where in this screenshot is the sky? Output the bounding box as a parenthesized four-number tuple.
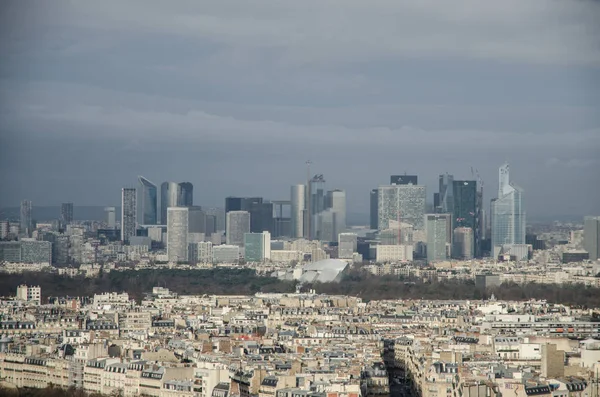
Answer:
(0, 0, 599, 220)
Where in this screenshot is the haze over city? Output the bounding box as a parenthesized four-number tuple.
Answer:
(1, 0, 599, 219)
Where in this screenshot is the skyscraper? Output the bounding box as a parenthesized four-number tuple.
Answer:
(291, 184, 306, 238)
(370, 189, 378, 230)
(167, 207, 189, 263)
(61, 202, 74, 226)
(104, 207, 116, 229)
(244, 231, 271, 262)
(438, 174, 454, 213)
(453, 180, 480, 256)
(316, 209, 337, 242)
(121, 188, 137, 243)
(226, 211, 251, 246)
(309, 174, 326, 239)
(378, 184, 426, 231)
(491, 163, 526, 258)
(138, 176, 158, 225)
(178, 182, 194, 207)
(161, 182, 179, 224)
(584, 216, 600, 261)
(20, 200, 32, 236)
(225, 197, 272, 234)
(426, 214, 449, 262)
(326, 189, 346, 237)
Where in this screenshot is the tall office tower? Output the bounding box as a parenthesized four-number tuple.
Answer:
(20, 200, 33, 236)
(121, 188, 137, 243)
(326, 189, 346, 236)
(161, 182, 180, 225)
(225, 197, 272, 234)
(291, 184, 306, 238)
(178, 182, 194, 207)
(244, 231, 271, 262)
(60, 202, 74, 226)
(491, 163, 526, 258)
(452, 180, 479, 255)
(309, 174, 326, 239)
(438, 174, 454, 213)
(426, 214, 449, 262)
(338, 233, 358, 259)
(188, 206, 206, 242)
(138, 176, 158, 225)
(0, 221, 9, 239)
(317, 209, 337, 242)
(453, 227, 474, 260)
(390, 175, 418, 185)
(378, 184, 426, 231)
(226, 211, 251, 246)
(167, 207, 189, 263)
(370, 189, 378, 230)
(584, 216, 600, 261)
(204, 207, 226, 232)
(104, 207, 116, 229)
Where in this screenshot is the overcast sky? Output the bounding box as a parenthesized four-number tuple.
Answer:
(1, 0, 599, 219)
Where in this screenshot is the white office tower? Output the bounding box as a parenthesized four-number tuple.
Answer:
(226, 211, 250, 246)
(244, 231, 271, 262)
(104, 207, 116, 229)
(317, 209, 337, 242)
(121, 188, 137, 243)
(453, 227, 474, 260)
(426, 214, 449, 262)
(338, 233, 357, 259)
(291, 184, 306, 238)
(491, 163, 526, 259)
(327, 189, 347, 237)
(167, 207, 189, 263)
(378, 184, 426, 231)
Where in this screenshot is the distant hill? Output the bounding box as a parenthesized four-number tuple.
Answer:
(0, 206, 120, 222)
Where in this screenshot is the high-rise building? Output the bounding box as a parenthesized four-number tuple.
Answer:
(20, 240, 52, 263)
(20, 200, 32, 236)
(316, 209, 337, 242)
(326, 189, 346, 237)
(453, 180, 481, 256)
(104, 207, 116, 229)
(1, 220, 9, 240)
(178, 182, 194, 207)
(584, 216, 600, 261)
(121, 188, 137, 243)
(338, 233, 357, 259)
(438, 174, 454, 213)
(226, 211, 251, 246)
(291, 184, 306, 238)
(61, 202, 74, 226)
(309, 175, 326, 239)
(453, 227, 474, 260)
(244, 231, 271, 262)
(370, 189, 378, 230)
(378, 184, 426, 231)
(390, 175, 418, 185)
(188, 206, 206, 233)
(138, 176, 158, 225)
(161, 182, 180, 225)
(225, 197, 272, 234)
(491, 163, 526, 258)
(167, 207, 189, 263)
(426, 214, 449, 262)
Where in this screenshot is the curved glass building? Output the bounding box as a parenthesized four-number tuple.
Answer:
(138, 176, 158, 225)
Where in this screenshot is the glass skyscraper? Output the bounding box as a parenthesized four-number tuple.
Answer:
(138, 176, 158, 225)
(161, 182, 179, 225)
(20, 200, 32, 236)
(178, 182, 194, 207)
(121, 188, 137, 243)
(491, 163, 525, 257)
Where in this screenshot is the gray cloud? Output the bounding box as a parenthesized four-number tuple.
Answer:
(0, 0, 599, 219)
